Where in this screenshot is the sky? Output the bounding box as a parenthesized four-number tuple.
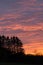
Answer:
(0, 0, 43, 55)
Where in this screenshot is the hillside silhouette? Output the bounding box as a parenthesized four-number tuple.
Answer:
(0, 35, 42, 64)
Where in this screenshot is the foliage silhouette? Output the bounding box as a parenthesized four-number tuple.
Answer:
(0, 35, 25, 62)
(0, 35, 24, 53)
(0, 35, 43, 64)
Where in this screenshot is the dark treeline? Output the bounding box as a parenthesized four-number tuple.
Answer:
(0, 35, 24, 54)
(0, 35, 43, 64)
(0, 35, 25, 62)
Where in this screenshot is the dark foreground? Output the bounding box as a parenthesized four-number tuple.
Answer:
(0, 47, 43, 64)
(0, 35, 42, 64)
(0, 63, 33, 65)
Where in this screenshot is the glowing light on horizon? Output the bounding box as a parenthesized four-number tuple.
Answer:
(23, 43, 43, 55)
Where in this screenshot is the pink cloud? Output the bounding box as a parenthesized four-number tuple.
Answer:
(0, 0, 43, 55)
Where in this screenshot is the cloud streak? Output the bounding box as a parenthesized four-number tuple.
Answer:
(0, 0, 43, 54)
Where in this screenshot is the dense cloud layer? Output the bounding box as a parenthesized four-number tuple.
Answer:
(0, 0, 43, 54)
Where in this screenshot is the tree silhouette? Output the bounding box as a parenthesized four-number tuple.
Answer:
(10, 36, 24, 54)
(0, 35, 24, 55)
(1, 35, 6, 47)
(15, 37, 24, 53)
(0, 35, 41, 64)
(0, 36, 2, 47)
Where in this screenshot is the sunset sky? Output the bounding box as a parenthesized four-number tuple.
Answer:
(0, 0, 43, 55)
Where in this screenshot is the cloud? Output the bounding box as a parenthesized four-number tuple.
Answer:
(0, 0, 43, 54)
(23, 42, 43, 55)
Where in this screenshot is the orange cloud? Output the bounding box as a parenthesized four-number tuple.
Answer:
(0, 17, 5, 20)
(0, 23, 42, 32)
(23, 42, 43, 55)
